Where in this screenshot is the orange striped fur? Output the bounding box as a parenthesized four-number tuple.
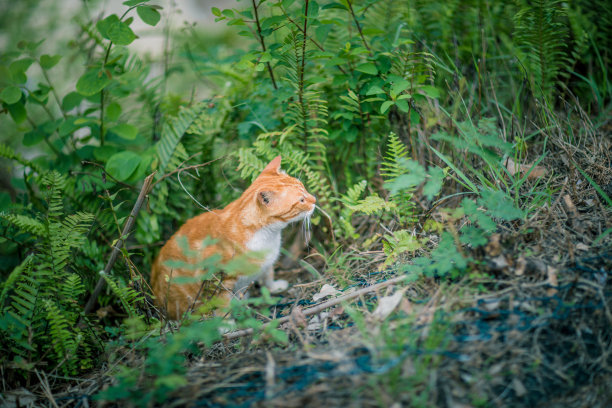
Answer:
(150, 156, 316, 319)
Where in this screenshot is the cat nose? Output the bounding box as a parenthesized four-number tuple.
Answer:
(309, 194, 316, 204)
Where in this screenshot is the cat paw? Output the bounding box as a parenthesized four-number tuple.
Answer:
(218, 318, 237, 335)
(269, 279, 289, 293)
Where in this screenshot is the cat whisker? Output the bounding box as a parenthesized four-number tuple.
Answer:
(177, 169, 211, 212)
(314, 204, 335, 242)
(302, 215, 311, 245)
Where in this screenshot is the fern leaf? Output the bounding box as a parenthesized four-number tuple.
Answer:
(514, 0, 570, 99)
(0, 255, 34, 308)
(381, 132, 409, 182)
(0, 214, 45, 237)
(348, 195, 396, 215)
(156, 103, 207, 177)
(0, 143, 44, 174)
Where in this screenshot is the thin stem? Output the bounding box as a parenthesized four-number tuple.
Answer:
(98, 5, 136, 146)
(99, 44, 113, 146)
(223, 274, 410, 340)
(252, 0, 278, 89)
(26, 116, 61, 156)
(39, 65, 67, 119)
(347, 0, 371, 55)
(83, 172, 156, 316)
(280, 5, 348, 76)
(300, 0, 309, 154)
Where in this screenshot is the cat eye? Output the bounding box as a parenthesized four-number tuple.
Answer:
(300, 197, 305, 203)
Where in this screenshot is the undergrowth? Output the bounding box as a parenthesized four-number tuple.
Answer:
(0, 0, 610, 406)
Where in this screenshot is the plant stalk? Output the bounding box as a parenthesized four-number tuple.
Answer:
(252, 0, 278, 89)
(83, 172, 156, 315)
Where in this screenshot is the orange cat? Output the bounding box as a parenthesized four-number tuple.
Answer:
(150, 156, 316, 319)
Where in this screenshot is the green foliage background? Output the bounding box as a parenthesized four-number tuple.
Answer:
(0, 0, 609, 400)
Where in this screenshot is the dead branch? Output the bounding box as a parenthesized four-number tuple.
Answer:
(222, 274, 409, 340)
(83, 172, 156, 315)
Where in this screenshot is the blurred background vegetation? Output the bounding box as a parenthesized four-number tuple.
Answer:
(0, 0, 610, 405)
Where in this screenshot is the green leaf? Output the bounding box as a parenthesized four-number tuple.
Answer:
(110, 123, 138, 140)
(7, 101, 26, 124)
(0, 86, 22, 104)
(385, 159, 426, 194)
(355, 63, 378, 75)
(307, 0, 319, 18)
(423, 167, 444, 200)
(23, 128, 45, 146)
(137, 6, 161, 26)
(106, 151, 141, 181)
(76, 68, 111, 96)
(366, 85, 385, 95)
(62, 92, 83, 111)
(380, 101, 394, 114)
(479, 190, 524, 220)
(460, 226, 488, 247)
(390, 79, 410, 98)
(418, 85, 441, 98)
(123, 0, 149, 6)
(396, 99, 409, 112)
(211, 7, 221, 16)
(97, 14, 137, 45)
(9, 58, 34, 84)
(106, 102, 122, 121)
(39, 54, 62, 69)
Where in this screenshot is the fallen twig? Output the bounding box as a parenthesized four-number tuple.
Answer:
(222, 274, 409, 340)
(83, 172, 156, 315)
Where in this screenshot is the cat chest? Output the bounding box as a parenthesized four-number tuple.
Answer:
(245, 226, 282, 271)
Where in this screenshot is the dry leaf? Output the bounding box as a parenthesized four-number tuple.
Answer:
(265, 351, 276, 399)
(485, 233, 502, 256)
(96, 305, 115, 318)
(490, 254, 509, 271)
(515, 256, 527, 276)
(307, 312, 329, 331)
(2, 388, 36, 407)
(547, 266, 559, 296)
(371, 289, 405, 321)
(290, 306, 307, 328)
(400, 298, 413, 315)
(512, 377, 527, 397)
(563, 194, 578, 217)
(312, 284, 340, 301)
(504, 157, 547, 179)
(576, 243, 589, 251)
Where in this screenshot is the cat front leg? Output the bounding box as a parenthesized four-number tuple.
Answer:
(263, 266, 288, 293)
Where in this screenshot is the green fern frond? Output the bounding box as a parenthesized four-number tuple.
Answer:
(336, 180, 368, 239)
(1, 172, 96, 373)
(0, 255, 33, 308)
(156, 103, 207, 177)
(340, 180, 367, 207)
(0, 143, 44, 174)
(514, 0, 570, 99)
(348, 194, 396, 215)
(60, 275, 86, 306)
(0, 214, 45, 237)
(41, 171, 67, 220)
(101, 273, 143, 318)
(44, 300, 80, 375)
(381, 132, 409, 182)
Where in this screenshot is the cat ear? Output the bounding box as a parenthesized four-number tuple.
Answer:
(257, 191, 274, 206)
(262, 155, 282, 174)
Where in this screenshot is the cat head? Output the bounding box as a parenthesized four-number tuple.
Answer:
(251, 156, 316, 224)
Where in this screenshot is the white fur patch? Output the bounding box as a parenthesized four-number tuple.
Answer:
(246, 223, 283, 270)
(234, 223, 284, 293)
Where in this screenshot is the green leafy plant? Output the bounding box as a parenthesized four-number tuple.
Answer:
(0, 172, 96, 375)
